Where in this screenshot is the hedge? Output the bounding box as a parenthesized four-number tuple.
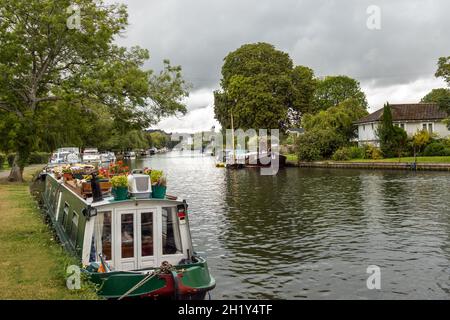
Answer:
(4, 152, 51, 167)
(29, 152, 51, 164)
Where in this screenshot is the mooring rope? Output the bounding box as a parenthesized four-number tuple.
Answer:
(117, 261, 175, 300)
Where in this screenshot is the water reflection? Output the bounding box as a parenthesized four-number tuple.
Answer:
(129, 153, 450, 299)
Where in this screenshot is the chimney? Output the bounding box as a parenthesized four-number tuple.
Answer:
(90, 172, 103, 202)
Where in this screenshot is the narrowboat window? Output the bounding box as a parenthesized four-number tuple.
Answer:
(141, 212, 153, 256)
(70, 211, 79, 243)
(121, 214, 134, 258)
(62, 203, 70, 230)
(162, 207, 183, 255)
(91, 212, 112, 261)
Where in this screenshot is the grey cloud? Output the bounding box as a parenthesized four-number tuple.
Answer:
(112, 0, 449, 91)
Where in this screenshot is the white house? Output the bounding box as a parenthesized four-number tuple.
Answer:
(355, 103, 450, 146)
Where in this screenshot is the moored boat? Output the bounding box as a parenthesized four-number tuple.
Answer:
(37, 167, 215, 299)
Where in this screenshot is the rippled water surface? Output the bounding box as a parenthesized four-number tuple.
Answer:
(129, 152, 450, 299)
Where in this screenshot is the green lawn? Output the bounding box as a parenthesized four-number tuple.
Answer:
(347, 156, 450, 163)
(283, 154, 450, 164)
(285, 154, 298, 163)
(0, 166, 98, 299)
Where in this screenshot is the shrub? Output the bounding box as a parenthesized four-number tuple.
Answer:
(0, 153, 5, 169)
(363, 144, 383, 160)
(332, 147, 351, 161)
(297, 129, 345, 161)
(422, 142, 450, 156)
(7, 153, 16, 167)
(29, 152, 51, 164)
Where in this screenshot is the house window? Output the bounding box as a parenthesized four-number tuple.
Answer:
(428, 123, 433, 133)
(400, 123, 405, 130)
(423, 123, 427, 131)
(371, 123, 374, 130)
(363, 125, 365, 131)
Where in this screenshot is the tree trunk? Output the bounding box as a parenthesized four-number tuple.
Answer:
(8, 155, 24, 182)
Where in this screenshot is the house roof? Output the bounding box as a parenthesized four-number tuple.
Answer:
(355, 103, 447, 124)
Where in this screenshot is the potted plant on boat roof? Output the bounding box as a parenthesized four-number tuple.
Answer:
(150, 170, 167, 199)
(62, 166, 73, 181)
(110, 175, 129, 201)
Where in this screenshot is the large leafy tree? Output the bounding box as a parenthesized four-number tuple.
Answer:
(297, 98, 368, 160)
(436, 56, 450, 85)
(0, 0, 188, 181)
(290, 65, 317, 125)
(214, 42, 315, 131)
(421, 88, 450, 113)
(312, 75, 368, 112)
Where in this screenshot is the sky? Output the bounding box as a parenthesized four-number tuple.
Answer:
(108, 0, 450, 133)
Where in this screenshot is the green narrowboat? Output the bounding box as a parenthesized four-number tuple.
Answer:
(39, 170, 215, 299)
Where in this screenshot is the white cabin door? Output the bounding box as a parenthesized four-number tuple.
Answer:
(137, 209, 157, 269)
(115, 209, 158, 271)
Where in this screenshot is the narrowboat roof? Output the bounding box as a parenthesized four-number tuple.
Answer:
(46, 173, 185, 209)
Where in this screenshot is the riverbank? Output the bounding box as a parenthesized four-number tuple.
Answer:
(0, 166, 98, 299)
(285, 154, 450, 171)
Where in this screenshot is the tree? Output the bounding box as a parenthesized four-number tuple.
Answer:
(435, 56, 450, 85)
(312, 75, 368, 112)
(376, 103, 407, 158)
(421, 88, 450, 113)
(290, 66, 317, 125)
(302, 98, 368, 142)
(297, 98, 367, 160)
(0, 0, 188, 181)
(214, 42, 320, 131)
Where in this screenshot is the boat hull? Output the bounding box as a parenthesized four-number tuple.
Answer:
(84, 258, 215, 300)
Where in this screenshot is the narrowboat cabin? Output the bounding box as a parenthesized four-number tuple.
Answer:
(39, 168, 215, 299)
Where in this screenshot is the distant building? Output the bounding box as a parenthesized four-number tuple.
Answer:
(355, 103, 450, 146)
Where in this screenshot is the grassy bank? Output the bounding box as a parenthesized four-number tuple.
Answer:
(284, 154, 450, 164)
(347, 156, 450, 163)
(0, 166, 98, 299)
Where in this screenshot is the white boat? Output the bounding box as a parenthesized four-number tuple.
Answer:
(123, 151, 136, 159)
(49, 147, 81, 164)
(100, 152, 116, 163)
(82, 148, 101, 163)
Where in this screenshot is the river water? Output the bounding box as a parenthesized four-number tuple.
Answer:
(128, 152, 450, 299)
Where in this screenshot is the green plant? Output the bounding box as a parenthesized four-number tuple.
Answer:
(423, 142, 450, 156)
(0, 153, 5, 169)
(111, 175, 128, 188)
(62, 166, 72, 174)
(150, 170, 166, 186)
(363, 144, 383, 160)
(332, 147, 351, 161)
(332, 146, 366, 161)
(29, 152, 51, 165)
